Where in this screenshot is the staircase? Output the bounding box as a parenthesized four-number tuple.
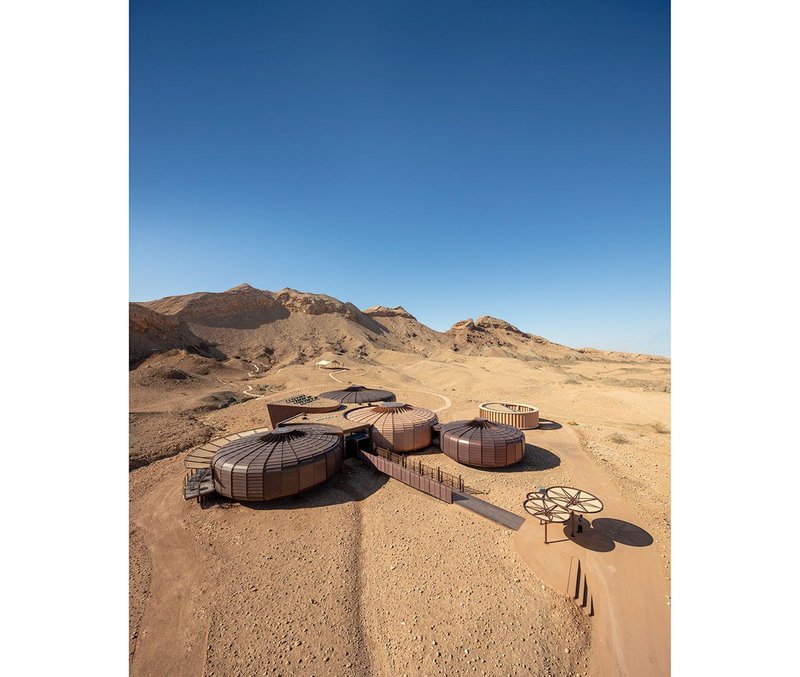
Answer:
(567, 557, 594, 617)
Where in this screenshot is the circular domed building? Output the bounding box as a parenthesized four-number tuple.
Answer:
(211, 425, 343, 501)
(439, 418, 525, 468)
(344, 402, 438, 452)
(318, 384, 396, 405)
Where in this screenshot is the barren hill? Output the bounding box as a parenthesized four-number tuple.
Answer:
(133, 283, 668, 368)
(129, 302, 223, 366)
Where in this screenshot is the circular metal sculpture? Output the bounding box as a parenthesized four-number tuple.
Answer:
(545, 486, 604, 514)
(344, 402, 438, 452)
(546, 485, 604, 538)
(439, 418, 525, 467)
(211, 426, 343, 501)
(523, 495, 571, 544)
(523, 496, 571, 522)
(318, 384, 396, 405)
(479, 402, 540, 429)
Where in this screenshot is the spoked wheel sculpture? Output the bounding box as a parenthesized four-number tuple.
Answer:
(523, 496, 571, 544)
(545, 486, 604, 537)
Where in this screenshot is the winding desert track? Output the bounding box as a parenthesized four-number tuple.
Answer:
(514, 425, 670, 676)
(421, 391, 452, 413)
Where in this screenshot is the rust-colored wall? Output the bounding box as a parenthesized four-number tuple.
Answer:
(360, 450, 453, 503)
(266, 400, 341, 427)
(345, 403, 438, 452)
(440, 427, 524, 467)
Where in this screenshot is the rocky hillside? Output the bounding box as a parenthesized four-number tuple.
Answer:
(129, 302, 223, 366)
(132, 283, 668, 368)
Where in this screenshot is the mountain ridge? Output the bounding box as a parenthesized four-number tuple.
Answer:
(132, 283, 669, 367)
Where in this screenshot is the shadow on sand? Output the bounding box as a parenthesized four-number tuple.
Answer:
(536, 419, 562, 431)
(463, 443, 561, 474)
(592, 518, 654, 547)
(560, 522, 616, 552)
(201, 459, 388, 511)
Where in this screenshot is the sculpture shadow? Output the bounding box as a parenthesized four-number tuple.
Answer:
(202, 459, 389, 511)
(591, 518, 654, 547)
(562, 522, 616, 552)
(537, 419, 562, 431)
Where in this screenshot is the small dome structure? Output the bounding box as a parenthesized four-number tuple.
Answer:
(439, 418, 525, 468)
(318, 384, 396, 404)
(344, 402, 438, 452)
(211, 426, 342, 501)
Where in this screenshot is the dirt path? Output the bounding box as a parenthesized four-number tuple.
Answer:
(130, 477, 210, 677)
(514, 425, 670, 676)
(421, 390, 452, 413)
(328, 369, 348, 383)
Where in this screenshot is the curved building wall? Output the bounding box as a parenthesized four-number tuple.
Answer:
(211, 428, 343, 501)
(478, 402, 540, 429)
(345, 403, 438, 452)
(440, 418, 525, 468)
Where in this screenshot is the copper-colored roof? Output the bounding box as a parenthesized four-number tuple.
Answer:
(345, 402, 438, 452)
(439, 418, 525, 468)
(317, 384, 396, 404)
(211, 427, 342, 501)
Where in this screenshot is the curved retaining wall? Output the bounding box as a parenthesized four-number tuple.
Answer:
(478, 402, 540, 429)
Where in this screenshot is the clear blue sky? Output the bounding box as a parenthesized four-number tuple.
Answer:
(131, 0, 669, 355)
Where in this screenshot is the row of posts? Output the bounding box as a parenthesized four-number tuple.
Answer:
(390, 448, 463, 491)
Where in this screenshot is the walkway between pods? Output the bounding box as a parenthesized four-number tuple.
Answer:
(452, 493, 526, 530)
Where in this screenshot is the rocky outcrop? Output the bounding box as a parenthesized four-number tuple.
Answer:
(363, 305, 417, 320)
(129, 303, 223, 366)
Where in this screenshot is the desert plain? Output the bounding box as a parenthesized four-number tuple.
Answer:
(129, 284, 670, 676)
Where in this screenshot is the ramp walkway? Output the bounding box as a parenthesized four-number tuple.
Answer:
(452, 492, 526, 530)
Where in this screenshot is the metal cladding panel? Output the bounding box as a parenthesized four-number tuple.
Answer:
(318, 385, 397, 404)
(478, 403, 540, 430)
(211, 429, 343, 501)
(345, 403, 438, 452)
(440, 418, 526, 468)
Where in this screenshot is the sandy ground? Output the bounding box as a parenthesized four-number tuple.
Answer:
(130, 349, 669, 676)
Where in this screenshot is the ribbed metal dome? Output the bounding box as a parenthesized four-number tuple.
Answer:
(439, 418, 525, 467)
(211, 426, 343, 501)
(345, 403, 438, 452)
(317, 384, 396, 404)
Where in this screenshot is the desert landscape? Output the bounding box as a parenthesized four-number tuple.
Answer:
(130, 283, 670, 676)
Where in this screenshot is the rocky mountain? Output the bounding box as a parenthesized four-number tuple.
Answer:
(129, 302, 223, 366)
(131, 283, 668, 368)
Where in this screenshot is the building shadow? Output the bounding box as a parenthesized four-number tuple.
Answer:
(423, 443, 561, 474)
(591, 518, 654, 547)
(537, 419, 562, 431)
(517, 443, 561, 471)
(562, 522, 616, 552)
(201, 458, 389, 511)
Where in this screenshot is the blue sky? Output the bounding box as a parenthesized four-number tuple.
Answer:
(131, 0, 669, 355)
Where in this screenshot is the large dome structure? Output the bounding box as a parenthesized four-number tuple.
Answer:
(211, 426, 343, 501)
(318, 384, 396, 405)
(344, 402, 438, 452)
(439, 418, 525, 468)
